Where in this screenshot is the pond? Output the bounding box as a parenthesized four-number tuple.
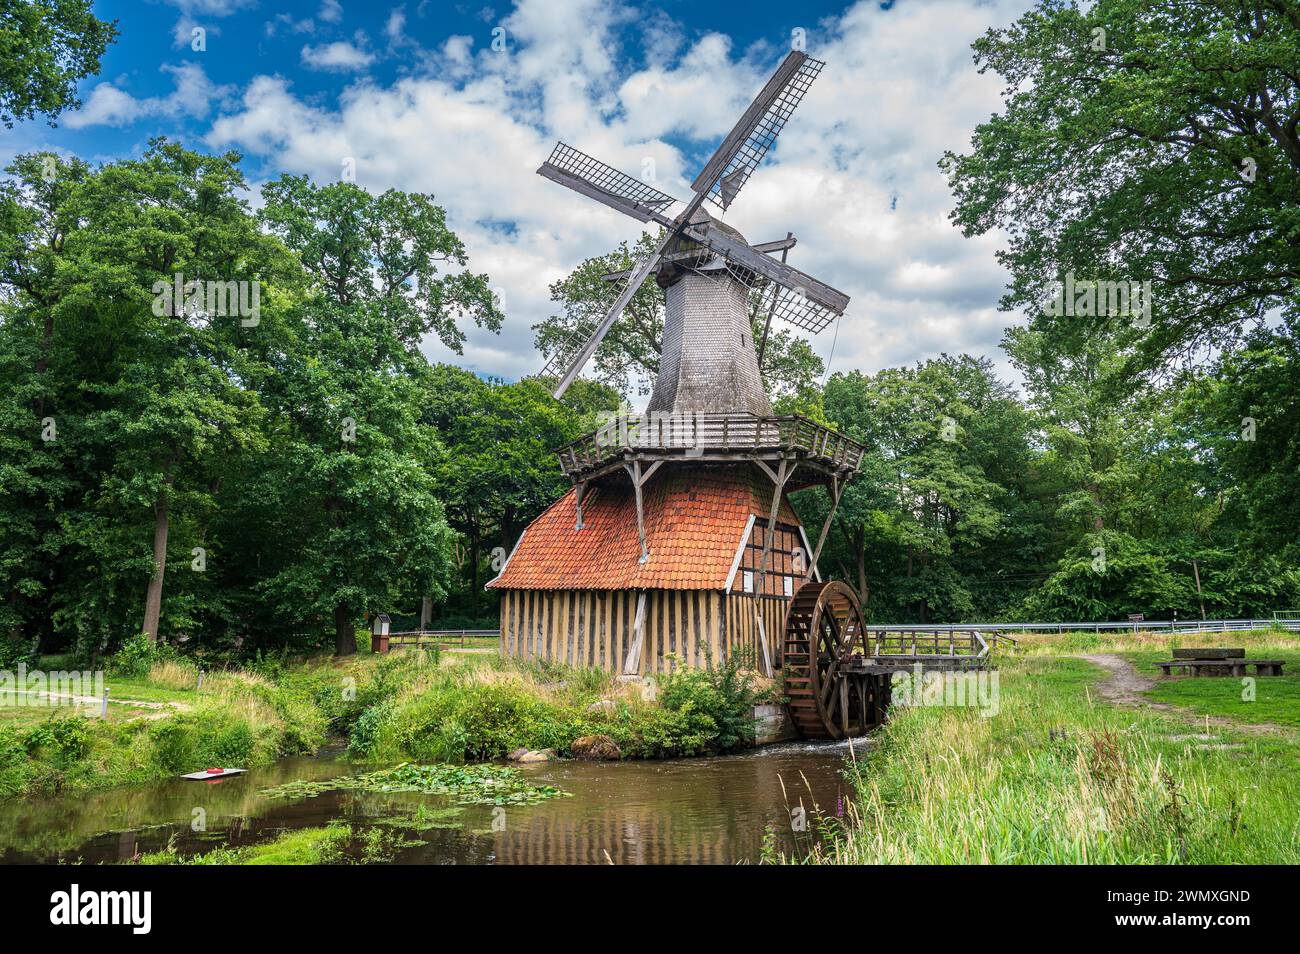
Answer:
(0, 740, 863, 865)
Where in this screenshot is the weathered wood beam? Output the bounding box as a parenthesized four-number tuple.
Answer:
(601, 236, 798, 282)
(803, 474, 842, 583)
(622, 591, 647, 675)
(751, 456, 791, 676)
(574, 480, 587, 530)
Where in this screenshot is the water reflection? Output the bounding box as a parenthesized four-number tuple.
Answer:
(0, 741, 860, 865)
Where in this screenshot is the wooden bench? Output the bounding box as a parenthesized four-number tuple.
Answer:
(1157, 658, 1285, 677)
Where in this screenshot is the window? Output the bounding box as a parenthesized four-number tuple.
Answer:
(742, 570, 754, 593)
(783, 576, 793, 597)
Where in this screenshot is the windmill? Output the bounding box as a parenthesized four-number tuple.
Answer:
(490, 50, 873, 740)
(535, 50, 849, 412)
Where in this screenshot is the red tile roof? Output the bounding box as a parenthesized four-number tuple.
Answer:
(487, 465, 799, 591)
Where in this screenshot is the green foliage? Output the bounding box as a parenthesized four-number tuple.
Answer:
(803, 655, 1300, 864)
(259, 761, 571, 806)
(107, 633, 165, 677)
(348, 656, 762, 764)
(22, 716, 89, 764)
(0, 0, 118, 127)
(656, 653, 762, 755)
(942, 0, 1300, 371)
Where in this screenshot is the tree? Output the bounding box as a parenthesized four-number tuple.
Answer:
(258, 176, 502, 654)
(0, 0, 118, 127)
(803, 356, 1030, 622)
(535, 232, 825, 402)
(0, 143, 285, 654)
(423, 366, 618, 617)
(942, 0, 1300, 372)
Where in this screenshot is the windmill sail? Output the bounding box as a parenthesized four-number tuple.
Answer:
(548, 231, 675, 399)
(538, 143, 678, 223)
(534, 49, 847, 394)
(690, 52, 825, 211)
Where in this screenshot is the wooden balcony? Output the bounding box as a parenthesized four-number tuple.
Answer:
(555, 412, 866, 482)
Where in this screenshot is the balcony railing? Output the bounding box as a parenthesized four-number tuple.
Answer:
(555, 412, 867, 478)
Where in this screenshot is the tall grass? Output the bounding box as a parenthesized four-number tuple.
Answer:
(351, 653, 763, 762)
(797, 656, 1300, 864)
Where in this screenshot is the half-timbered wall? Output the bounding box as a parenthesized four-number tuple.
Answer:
(499, 588, 789, 674)
(729, 519, 806, 598)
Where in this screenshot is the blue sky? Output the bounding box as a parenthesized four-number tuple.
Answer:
(2, 0, 1034, 386)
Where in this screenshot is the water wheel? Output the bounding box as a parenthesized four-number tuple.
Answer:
(782, 580, 869, 740)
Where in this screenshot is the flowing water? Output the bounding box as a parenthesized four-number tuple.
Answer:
(0, 741, 862, 865)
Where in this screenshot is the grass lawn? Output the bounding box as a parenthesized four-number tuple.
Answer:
(804, 652, 1300, 864)
(1124, 649, 1300, 728)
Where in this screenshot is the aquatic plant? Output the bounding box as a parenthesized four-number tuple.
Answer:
(259, 761, 572, 806)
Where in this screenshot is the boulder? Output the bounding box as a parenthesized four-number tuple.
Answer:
(517, 749, 555, 763)
(585, 699, 618, 715)
(571, 734, 621, 761)
(506, 747, 530, 761)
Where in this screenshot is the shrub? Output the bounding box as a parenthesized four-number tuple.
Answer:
(22, 717, 92, 765)
(656, 654, 761, 754)
(0, 635, 39, 669)
(108, 634, 167, 677)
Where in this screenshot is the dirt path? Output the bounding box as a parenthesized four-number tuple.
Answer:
(9, 690, 191, 720)
(1078, 653, 1289, 736)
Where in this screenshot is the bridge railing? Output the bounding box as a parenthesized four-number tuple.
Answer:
(868, 629, 994, 658)
(865, 618, 1299, 635)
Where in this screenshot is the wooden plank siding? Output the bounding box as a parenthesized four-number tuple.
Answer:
(500, 588, 789, 673)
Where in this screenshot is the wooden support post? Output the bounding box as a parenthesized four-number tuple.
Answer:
(622, 591, 647, 676)
(623, 459, 662, 563)
(751, 456, 791, 676)
(574, 480, 587, 530)
(803, 474, 841, 583)
(839, 677, 849, 736)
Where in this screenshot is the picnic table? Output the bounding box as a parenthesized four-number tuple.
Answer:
(1157, 648, 1285, 677)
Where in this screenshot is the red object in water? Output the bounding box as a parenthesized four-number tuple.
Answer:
(205, 767, 225, 774)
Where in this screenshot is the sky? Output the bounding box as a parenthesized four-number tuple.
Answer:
(1, 0, 1039, 389)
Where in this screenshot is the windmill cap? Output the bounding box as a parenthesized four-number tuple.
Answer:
(686, 208, 747, 245)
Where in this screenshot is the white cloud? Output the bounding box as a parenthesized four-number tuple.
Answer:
(204, 0, 1029, 385)
(266, 13, 316, 37)
(301, 40, 375, 72)
(64, 63, 233, 129)
(162, 0, 254, 49)
(319, 0, 344, 24)
(385, 7, 406, 41)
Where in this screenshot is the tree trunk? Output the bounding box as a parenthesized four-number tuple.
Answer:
(1088, 482, 1104, 530)
(854, 527, 869, 607)
(334, 603, 357, 656)
(141, 486, 171, 643)
(469, 538, 480, 615)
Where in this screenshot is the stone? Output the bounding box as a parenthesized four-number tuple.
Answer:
(517, 749, 554, 763)
(571, 734, 621, 760)
(586, 699, 617, 715)
(507, 747, 530, 761)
